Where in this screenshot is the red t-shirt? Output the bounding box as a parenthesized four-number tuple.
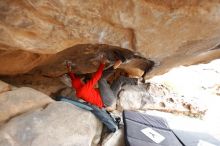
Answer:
(68, 63, 105, 108)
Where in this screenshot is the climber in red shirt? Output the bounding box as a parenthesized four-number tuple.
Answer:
(66, 57, 124, 108)
(60, 55, 139, 132)
(66, 55, 138, 111)
(67, 61, 106, 108)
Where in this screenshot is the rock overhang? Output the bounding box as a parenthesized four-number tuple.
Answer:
(0, 0, 220, 78)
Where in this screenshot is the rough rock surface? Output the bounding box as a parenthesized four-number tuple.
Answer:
(0, 44, 154, 77)
(0, 80, 11, 93)
(0, 0, 220, 77)
(0, 74, 69, 96)
(0, 102, 103, 146)
(30, 44, 154, 77)
(117, 82, 206, 118)
(0, 87, 53, 123)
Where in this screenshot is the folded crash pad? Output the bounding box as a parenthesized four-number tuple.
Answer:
(123, 111, 183, 146)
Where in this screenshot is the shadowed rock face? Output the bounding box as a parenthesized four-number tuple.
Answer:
(29, 44, 155, 77)
(33, 44, 138, 77)
(0, 0, 220, 77)
(0, 44, 154, 77)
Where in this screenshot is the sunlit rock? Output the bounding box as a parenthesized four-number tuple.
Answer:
(117, 83, 206, 118)
(0, 102, 103, 146)
(0, 86, 53, 123)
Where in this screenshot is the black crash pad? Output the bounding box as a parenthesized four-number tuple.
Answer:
(123, 111, 182, 146)
(123, 111, 220, 146)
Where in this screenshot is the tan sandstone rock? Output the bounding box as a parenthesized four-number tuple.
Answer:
(117, 83, 206, 118)
(0, 80, 11, 93)
(0, 87, 53, 123)
(0, 102, 103, 146)
(0, 0, 220, 77)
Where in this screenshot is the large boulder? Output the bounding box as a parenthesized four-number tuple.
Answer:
(0, 102, 103, 146)
(0, 0, 220, 77)
(0, 87, 53, 123)
(117, 83, 206, 118)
